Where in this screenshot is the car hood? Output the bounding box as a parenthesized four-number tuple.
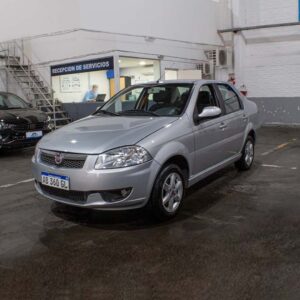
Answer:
(39, 115, 178, 154)
(0, 108, 47, 124)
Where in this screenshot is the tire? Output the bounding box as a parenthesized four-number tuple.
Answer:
(148, 164, 185, 221)
(235, 135, 255, 171)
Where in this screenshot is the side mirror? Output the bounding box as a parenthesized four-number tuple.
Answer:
(198, 106, 222, 119)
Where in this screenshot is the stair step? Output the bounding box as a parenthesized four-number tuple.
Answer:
(38, 104, 61, 108)
(55, 118, 71, 121)
(7, 64, 30, 69)
(31, 93, 51, 96)
(0, 55, 20, 60)
(8, 69, 35, 74)
(14, 76, 41, 82)
(45, 111, 65, 114)
(19, 83, 45, 88)
(23, 86, 49, 92)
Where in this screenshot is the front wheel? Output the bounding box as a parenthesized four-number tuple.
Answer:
(235, 136, 255, 171)
(148, 164, 185, 221)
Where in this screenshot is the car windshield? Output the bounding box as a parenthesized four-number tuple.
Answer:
(96, 83, 193, 117)
(0, 94, 28, 110)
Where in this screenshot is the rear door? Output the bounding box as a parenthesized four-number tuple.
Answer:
(214, 83, 247, 159)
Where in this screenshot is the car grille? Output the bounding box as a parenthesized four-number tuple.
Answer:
(40, 184, 87, 203)
(40, 151, 87, 169)
(14, 122, 45, 132)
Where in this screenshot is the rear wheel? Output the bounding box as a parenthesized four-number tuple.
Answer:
(148, 164, 185, 221)
(235, 136, 255, 171)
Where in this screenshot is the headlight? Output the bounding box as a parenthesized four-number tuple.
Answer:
(45, 116, 55, 130)
(0, 121, 11, 131)
(95, 146, 152, 169)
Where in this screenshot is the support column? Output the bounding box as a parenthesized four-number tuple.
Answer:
(113, 54, 120, 94)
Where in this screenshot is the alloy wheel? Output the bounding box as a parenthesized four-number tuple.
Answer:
(161, 172, 183, 213)
(244, 140, 254, 167)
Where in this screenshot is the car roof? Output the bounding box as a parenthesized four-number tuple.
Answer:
(139, 79, 229, 85)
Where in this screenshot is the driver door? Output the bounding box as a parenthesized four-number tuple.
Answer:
(192, 84, 227, 175)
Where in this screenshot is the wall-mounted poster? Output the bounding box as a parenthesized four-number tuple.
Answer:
(60, 75, 81, 93)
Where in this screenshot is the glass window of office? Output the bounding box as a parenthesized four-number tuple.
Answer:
(118, 57, 160, 87)
(51, 56, 161, 103)
(51, 57, 114, 103)
(52, 71, 111, 103)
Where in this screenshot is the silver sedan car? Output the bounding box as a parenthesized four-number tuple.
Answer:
(32, 80, 258, 220)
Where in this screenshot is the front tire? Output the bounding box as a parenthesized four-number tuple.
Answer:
(235, 136, 255, 171)
(148, 164, 185, 221)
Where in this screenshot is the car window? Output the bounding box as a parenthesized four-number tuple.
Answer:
(6, 94, 28, 109)
(0, 94, 5, 108)
(217, 84, 241, 114)
(195, 85, 218, 114)
(100, 84, 193, 117)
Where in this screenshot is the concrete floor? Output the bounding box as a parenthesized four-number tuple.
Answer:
(0, 127, 299, 300)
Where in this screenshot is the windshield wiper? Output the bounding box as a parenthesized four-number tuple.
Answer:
(119, 109, 159, 116)
(94, 109, 119, 116)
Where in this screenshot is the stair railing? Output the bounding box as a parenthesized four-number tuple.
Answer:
(0, 41, 58, 128)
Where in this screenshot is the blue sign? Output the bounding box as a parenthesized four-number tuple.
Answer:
(299, 0, 300, 20)
(51, 57, 114, 76)
(106, 69, 115, 79)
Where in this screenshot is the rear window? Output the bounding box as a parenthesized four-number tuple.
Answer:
(217, 84, 241, 114)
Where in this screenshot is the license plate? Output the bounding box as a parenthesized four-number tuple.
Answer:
(26, 131, 43, 139)
(41, 172, 70, 190)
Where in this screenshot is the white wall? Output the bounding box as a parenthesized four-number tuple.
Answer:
(79, 0, 223, 45)
(0, 0, 80, 42)
(0, 0, 226, 45)
(236, 0, 298, 26)
(233, 0, 300, 97)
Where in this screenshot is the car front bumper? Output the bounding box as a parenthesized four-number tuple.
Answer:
(32, 153, 161, 210)
(0, 130, 50, 149)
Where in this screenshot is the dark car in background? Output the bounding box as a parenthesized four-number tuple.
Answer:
(0, 92, 52, 149)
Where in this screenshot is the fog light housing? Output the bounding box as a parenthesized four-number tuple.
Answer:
(101, 188, 132, 202)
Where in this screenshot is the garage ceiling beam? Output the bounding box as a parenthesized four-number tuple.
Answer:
(218, 22, 300, 33)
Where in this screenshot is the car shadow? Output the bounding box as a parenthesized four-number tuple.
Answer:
(0, 147, 34, 158)
(50, 165, 246, 231)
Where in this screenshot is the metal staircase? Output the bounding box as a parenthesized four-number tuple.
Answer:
(0, 41, 71, 128)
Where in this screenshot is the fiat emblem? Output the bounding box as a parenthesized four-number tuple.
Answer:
(54, 153, 64, 165)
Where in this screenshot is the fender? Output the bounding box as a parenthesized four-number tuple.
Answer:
(240, 122, 255, 152)
(153, 140, 192, 173)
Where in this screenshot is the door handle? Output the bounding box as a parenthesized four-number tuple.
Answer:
(242, 114, 248, 122)
(219, 123, 227, 130)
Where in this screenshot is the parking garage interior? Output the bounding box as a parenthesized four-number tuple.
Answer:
(0, 1, 300, 299)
